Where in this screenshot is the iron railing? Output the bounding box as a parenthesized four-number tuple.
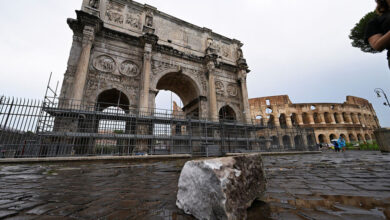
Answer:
(0, 96, 318, 158)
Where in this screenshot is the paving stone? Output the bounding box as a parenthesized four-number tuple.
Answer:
(47, 205, 83, 217)
(1, 151, 390, 219)
(297, 210, 343, 220)
(26, 203, 65, 215)
(74, 205, 114, 219)
(4, 215, 36, 220)
(7, 201, 44, 211)
(105, 210, 134, 220)
(0, 210, 17, 218)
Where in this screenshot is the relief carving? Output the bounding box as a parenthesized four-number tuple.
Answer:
(215, 81, 224, 95)
(221, 45, 231, 58)
(145, 10, 154, 27)
(126, 13, 141, 30)
(93, 55, 116, 73)
(227, 84, 238, 97)
(119, 60, 139, 77)
(206, 39, 231, 58)
(106, 1, 124, 24)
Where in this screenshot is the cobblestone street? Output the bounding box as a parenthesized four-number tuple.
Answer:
(0, 151, 389, 219)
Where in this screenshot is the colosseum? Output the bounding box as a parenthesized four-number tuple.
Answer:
(249, 95, 381, 146)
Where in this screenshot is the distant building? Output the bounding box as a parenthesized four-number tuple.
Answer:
(249, 95, 380, 145)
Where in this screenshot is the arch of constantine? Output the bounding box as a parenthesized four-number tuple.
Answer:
(249, 95, 381, 145)
(59, 0, 252, 123)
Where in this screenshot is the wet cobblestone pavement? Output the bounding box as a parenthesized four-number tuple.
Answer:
(0, 151, 389, 220)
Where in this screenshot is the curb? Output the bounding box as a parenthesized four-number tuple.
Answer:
(0, 151, 322, 164)
(226, 151, 322, 157)
(0, 154, 192, 164)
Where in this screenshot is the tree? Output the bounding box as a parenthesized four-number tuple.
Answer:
(349, 11, 381, 54)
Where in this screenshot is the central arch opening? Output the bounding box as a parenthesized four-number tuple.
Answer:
(155, 72, 200, 118)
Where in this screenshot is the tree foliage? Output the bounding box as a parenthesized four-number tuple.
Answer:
(349, 11, 380, 53)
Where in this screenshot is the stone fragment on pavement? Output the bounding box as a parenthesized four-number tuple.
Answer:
(176, 154, 267, 220)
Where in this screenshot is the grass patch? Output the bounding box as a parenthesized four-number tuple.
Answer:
(346, 141, 379, 151)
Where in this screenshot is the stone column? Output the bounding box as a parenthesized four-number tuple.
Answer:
(345, 113, 353, 124)
(319, 113, 326, 124)
(330, 113, 336, 124)
(239, 70, 252, 124)
(71, 25, 95, 106)
(207, 61, 218, 122)
(308, 113, 315, 125)
(273, 114, 280, 127)
(286, 116, 293, 128)
(336, 114, 344, 124)
(139, 43, 152, 114)
(297, 114, 304, 125)
(352, 114, 360, 124)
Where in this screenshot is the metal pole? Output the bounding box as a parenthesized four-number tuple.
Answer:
(375, 88, 390, 108)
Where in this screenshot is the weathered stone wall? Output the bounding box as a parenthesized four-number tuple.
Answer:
(249, 95, 380, 145)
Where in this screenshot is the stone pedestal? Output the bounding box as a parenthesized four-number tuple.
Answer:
(374, 128, 390, 152)
(176, 154, 267, 220)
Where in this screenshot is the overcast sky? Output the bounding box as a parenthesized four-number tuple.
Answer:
(0, 0, 389, 126)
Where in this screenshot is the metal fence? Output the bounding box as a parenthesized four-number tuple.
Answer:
(0, 96, 318, 158)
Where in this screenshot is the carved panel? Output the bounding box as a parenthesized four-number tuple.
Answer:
(215, 81, 224, 95)
(93, 55, 116, 73)
(106, 1, 124, 24)
(145, 9, 154, 27)
(227, 84, 238, 97)
(119, 60, 139, 77)
(207, 39, 232, 59)
(125, 13, 141, 30)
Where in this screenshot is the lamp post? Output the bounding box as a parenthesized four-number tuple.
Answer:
(374, 88, 390, 108)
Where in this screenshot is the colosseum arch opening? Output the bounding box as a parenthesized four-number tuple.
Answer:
(357, 134, 364, 142)
(294, 135, 304, 147)
(349, 134, 356, 142)
(279, 114, 287, 128)
(318, 134, 326, 144)
(268, 115, 276, 128)
(324, 112, 332, 124)
(307, 134, 316, 146)
(291, 113, 299, 127)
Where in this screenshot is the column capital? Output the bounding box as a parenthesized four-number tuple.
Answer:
(143, 43, 153, 62)
(238, 69, 247, 82)
(237, 58, 249, 72)
(140, 33, 159, 47)
(82, 25, 96, 46)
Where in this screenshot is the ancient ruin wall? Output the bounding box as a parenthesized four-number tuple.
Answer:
(249, 95, 380, 144)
